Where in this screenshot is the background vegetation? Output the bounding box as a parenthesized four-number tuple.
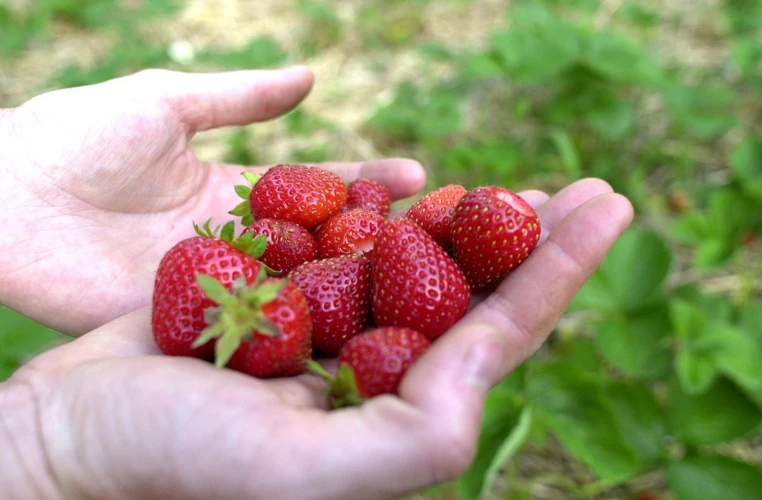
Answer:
(1, 0, 761, 498)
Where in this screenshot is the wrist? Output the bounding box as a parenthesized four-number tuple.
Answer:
(0, 378, 64, 499)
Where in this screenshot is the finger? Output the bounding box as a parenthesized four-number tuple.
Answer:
(210, 158, 426, 201)
(126, 66, 314, 132)
(460, 193, 634, 381)
(536, 178, 613, 242)
(517, 189, 549, 210)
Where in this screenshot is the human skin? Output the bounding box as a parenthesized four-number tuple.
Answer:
(0, 67, 633, 499)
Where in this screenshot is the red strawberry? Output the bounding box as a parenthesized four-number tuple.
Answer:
(451, 187, 541, 291)
(309, 327, 430, 407)
(316, 208, 385, 259)
(230, 166, 347, 229)
(288, 256, 370, 355)
(193, 269, 312, 378)
(345, 179, 392, 216)
(243, 219, 318, 274)
(152, 220, 267, 359)
(371, 217, 470, 339)
(406, 184, 467, 249)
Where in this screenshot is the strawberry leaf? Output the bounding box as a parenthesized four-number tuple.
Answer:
(255, 317, 283, 337)
(197, 274, 233, 305)
(254, 279, 287, 305)
(235, 184, 252, 200)
(231, 232, 268, 259)
(214, 329, 243, 368)
(229, 201, 250, 217)
(242, 214, 254, 227)
(308, 360, 334, 381)
(193, 218, 218, 238)
(242, 171, 260, 185)
(192, 322, 223, 349)
(220, 221, 236, 243)
(330, 364, 365, 408)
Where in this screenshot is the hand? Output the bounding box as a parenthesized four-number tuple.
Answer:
(0, 67, 425, 336)
(1, 178, 633, 500)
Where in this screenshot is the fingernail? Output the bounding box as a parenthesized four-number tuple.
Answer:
(463, 326, 505, 389)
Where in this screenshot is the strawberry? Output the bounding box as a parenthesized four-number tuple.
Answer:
(229, 166, 347, 229)
(288, 256, 370, 355)
(406, 184, 467, 249)
(451, 186, 541, 291)
(193, 269, 312, 378)
(243, 218, 318, 274)
(309, 327, 430, 407)
(371, 217, 470, 339)
(316, 208, 385, 259)
(345, 179, 392, 216)
(151, 220, 267, 359)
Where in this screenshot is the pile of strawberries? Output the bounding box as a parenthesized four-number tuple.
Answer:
(152, 165, 541, 406)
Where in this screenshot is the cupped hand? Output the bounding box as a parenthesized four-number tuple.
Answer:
(0, 67, 425, 336)
(2, 178, 633, 500)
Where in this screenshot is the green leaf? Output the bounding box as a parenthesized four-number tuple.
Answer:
(475, 408, 532, 500)
(192, 323, 222, 349)
(548, 130, 581, 178)
(676, 345, 719, 395)
(580, 30, 662, 85)
(672, 212, 711, 244)
(254, 317, 283, 338)
(585, 94, 635, 139)
(604, 382, 665, 466)
(668, 456, 762, 500)
(572, 229, 671, 313)
(730, 138, 762, 202)
(196, 274, 233, 305)
(457, 370, 526, 500)
(668, 378, 761, 446)
(527, 361, 641, 482)
(219, 221, 235, 243)
(242, 215, 254, 227)
(242, 171, 260, 185)
(234, 184, 252, 200)
(490, 2, 580, 82)
(255, 280, 287, 305)
(593, 305, 672, 380)
(0, 308, 66, 381)
(214, 330, 242, 368)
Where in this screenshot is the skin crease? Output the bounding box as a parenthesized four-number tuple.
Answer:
(0, 67, 634, 500)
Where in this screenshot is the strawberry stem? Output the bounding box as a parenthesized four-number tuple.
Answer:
(193, 269, 288, 368)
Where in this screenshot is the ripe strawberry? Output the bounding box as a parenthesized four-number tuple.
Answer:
(316, 208, 385, 259)
(406, 184, 467, 249)
(345, 179, 392, 216)
(309, 327, 430, 407)
(243, 219, 318, 274)
(451, 186, 541, 291)
(371, 217, 470, 339)
(152, 220, 267, 359)
(229, 166, 347, 229)
(288, 256, 370, 355)
(193, 269, 312, 378)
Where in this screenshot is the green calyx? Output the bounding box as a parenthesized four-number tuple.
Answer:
(192, 268, 288, 368)
(229, 171, 260, 227)
(308, 360, 366, 409)
(192, 218, 268, 261)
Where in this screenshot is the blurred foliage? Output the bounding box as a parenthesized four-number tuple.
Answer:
(2, 0, 762, 499)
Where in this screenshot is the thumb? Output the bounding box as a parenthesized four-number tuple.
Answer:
(121, 66, 314, 132)
(398, 322, 507, 478)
